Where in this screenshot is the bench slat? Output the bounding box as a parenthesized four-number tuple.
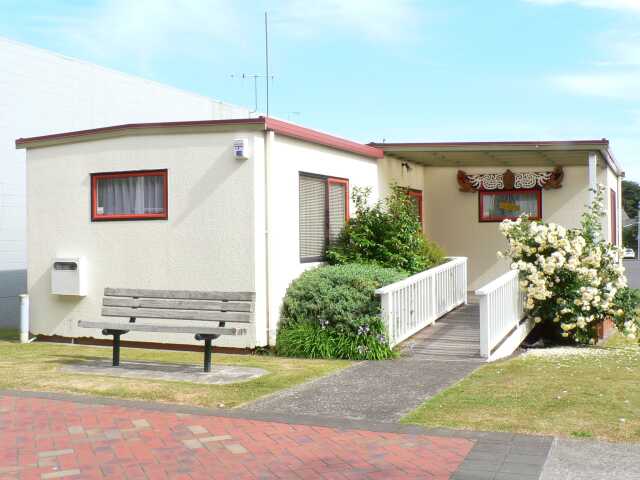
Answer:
(103, 297, 253, 312)
(101, 306, 252, 323)
(104, 288, 255, 302)
(78, 320, 246, 336)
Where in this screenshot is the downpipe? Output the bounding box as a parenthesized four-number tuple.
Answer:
(19, 294, 35, 343)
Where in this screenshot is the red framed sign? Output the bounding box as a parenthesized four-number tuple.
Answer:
(479, 188, 541, 222)
(91, 169, 168, 221)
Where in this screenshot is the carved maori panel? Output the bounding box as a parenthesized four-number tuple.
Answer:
(457, 166, 563, 192)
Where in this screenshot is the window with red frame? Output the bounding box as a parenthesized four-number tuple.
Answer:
(299, 172, 349, 262)
(91, 170, 168, 221)
(479, 189, 541, 222)
(406, 189, 423, 228)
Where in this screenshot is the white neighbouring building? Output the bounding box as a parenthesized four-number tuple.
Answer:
(16, 116, 624, 349)
(0, 37, 251, 326)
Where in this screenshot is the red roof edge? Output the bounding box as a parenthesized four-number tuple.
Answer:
(15, 118, 265, 147)
(266, 117, 383, 159)
(15, 116, 384, 160)
(368, 139, 610, 148)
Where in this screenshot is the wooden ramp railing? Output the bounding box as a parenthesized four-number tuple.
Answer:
(375, 257, 468, 348)
(475, 269, 531, 361)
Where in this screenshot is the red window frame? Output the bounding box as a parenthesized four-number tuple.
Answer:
(298, 172, 350, 263)
(407, 189, 423, 227)
(91, 169, 168, 221)
(327, 177, 350, 222)
(479, 188, 542, 222)
(611, 188, 617, 245)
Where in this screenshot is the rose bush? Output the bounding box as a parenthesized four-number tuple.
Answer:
(498, 185, 640, 344)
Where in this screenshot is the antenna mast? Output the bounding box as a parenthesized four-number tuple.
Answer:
(265, 11, 270, 117)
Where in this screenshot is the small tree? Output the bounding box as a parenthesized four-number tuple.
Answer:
(499, 185, 640, 343)
(326, 185, 444, 274)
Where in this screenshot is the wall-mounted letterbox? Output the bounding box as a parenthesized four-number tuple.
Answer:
(51, 257, 87, 296)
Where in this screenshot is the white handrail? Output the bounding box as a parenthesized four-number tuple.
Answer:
(476, 269, 529, 361)
(376, 257, 468, 347)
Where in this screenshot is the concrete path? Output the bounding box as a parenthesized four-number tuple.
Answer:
(242, 302, 483, 423)
(623, 259, 640, 289)
(62, 359, 267, 385)
(241, 357, 481, 423)
(541, 437, 640, 480)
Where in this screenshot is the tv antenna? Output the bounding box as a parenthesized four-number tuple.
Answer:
(230, 12, 274, 116)
(230, 73, 273, 114)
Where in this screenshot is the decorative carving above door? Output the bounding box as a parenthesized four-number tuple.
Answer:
(457, 166, 563, 192)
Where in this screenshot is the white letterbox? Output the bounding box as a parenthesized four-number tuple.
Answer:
(51, 257, 87, 296)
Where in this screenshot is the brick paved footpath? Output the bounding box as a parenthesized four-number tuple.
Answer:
(0, 394, 473, 480)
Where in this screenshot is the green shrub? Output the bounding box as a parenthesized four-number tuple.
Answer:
(277, 263, 407, 360)
(326, 185, 445, 274)
(275, 316, 393, 360)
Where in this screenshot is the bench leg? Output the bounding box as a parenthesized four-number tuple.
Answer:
(113, 333, 121, 366)
(103, 329, 128, 367)
(195, 333, 220, 373)
(204, 338, 212, 372)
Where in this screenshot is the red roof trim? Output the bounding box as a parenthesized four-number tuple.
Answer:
(15, 118, 265, 146)
(369, 139, 610, 148)
(15, 116, 383, 159)
(266, 117, 383, 159)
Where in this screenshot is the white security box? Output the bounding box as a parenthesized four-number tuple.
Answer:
(233, 138, 250, 160)
(51, 257, 87, 296)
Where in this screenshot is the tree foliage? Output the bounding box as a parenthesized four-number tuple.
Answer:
(326, 185, 445, 274)
(622, 180, 640, 251)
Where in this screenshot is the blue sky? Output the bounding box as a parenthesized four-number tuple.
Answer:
(2, 0, 640, 179)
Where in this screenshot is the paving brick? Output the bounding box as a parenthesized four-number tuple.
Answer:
(66, 427, 84, 436)
(0, 393, 474, 479)
(131, 419, 150, 429)
(40, 469, 81, 479)
(187, 425, 208, 435)
(181, 438, 203, 450)
(200, 435, 232, 443)
(36, 450, 73, 459)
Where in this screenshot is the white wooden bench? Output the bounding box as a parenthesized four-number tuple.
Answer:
(78, 287, 255, 372)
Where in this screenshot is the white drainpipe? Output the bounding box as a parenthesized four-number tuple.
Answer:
(588, 151, 598, 202)
(19, 294, 30, 343)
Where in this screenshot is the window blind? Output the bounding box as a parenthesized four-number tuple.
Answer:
(299, 175, 327, 259)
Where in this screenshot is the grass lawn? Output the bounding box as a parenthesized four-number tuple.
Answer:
(403, 334, 640, 442)
(0, 329, 351, 408)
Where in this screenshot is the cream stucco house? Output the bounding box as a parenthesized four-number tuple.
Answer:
(16, 117, 623, 348)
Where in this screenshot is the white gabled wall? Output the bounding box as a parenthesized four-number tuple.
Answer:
(265, 135, 380, 343)
(26, 130, 261, 347)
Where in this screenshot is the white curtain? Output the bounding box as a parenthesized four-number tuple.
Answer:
(98, 175, 164, 215)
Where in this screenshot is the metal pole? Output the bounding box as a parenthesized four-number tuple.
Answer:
(19, 294, 29, 343)
(265, 11, 269, 117)
(204, 338, 212, 372)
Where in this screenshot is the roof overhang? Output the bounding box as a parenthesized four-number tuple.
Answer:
(15, 117, 384, 160)
(369, 140, 624, 177)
